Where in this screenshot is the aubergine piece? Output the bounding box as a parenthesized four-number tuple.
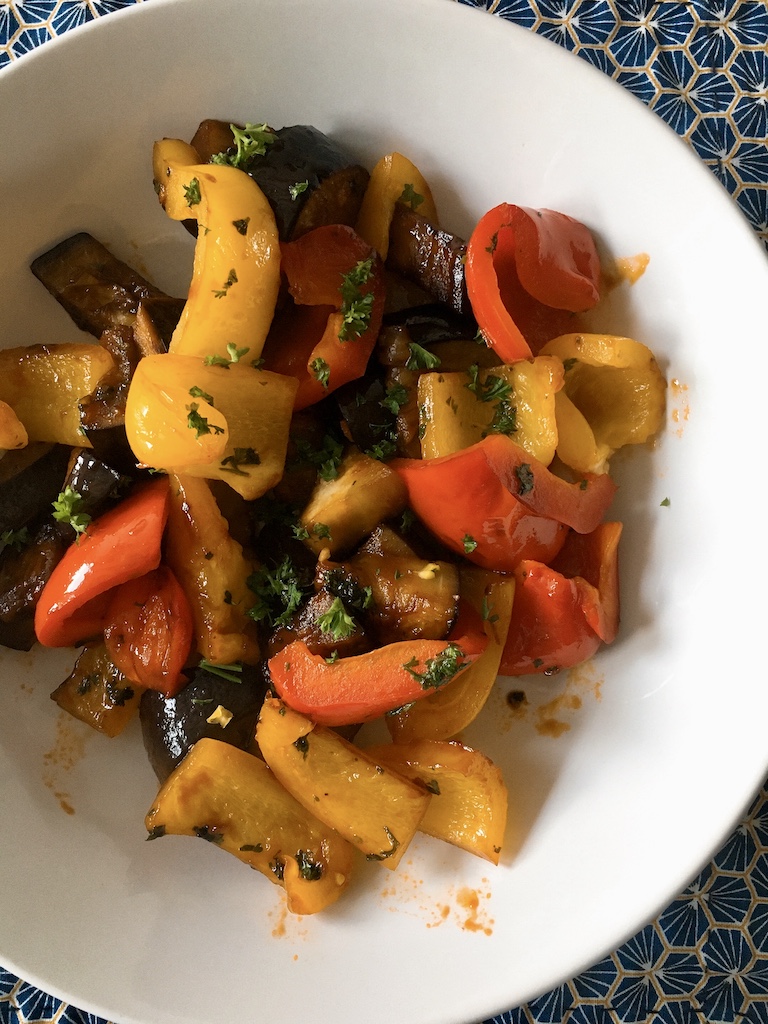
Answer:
(0, 443, 71, 537)
(51, 642, 142, 737)
(192, 120, 370, 241)
(0, 519, 68, 650)
(386, 204, 470, 316)
(62, 447, 131, 524)
(266, 589, 371, 661)
(139, 662, 270, 782)
(30, 232, 185, 340)
(334, 375, 400, 458)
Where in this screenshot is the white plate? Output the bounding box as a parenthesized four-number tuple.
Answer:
(1, 1, 767, 1022)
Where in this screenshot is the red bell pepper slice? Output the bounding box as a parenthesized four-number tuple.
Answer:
(392, 435, 616, 574)
(103, 565, 194, 696)
(465, 203, 601, 362)
(500, 521, 623, 675)
(34, 478, 170, 648)
(261, 224, 385, 410)
(268, 603, 488, 726)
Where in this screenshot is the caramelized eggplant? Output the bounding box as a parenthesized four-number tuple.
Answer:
(267, 589, 370, 660)
(386, 205, 470, 315)
(30, 232, 184, 340)
(0, 520, 67, 650)
(51, 642, 142, 737)
(140, 663, 269, 783)
(0, 443, 71, 537)
(191, 120, 369, 241)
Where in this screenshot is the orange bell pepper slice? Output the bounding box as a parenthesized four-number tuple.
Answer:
(268, 603, 488, 727)
(262, 224, 385, 409)
(465, 203, 601, 361)
(34, 478, 170, 648)
(500, 521, 622, 675)
(103, 565, 194, 696)
(392, 434, 616, 573)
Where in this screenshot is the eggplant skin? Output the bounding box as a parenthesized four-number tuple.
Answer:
(30, 232, 184, 340)
(139, 664, 269, 782)
(0, 520, 68, 651)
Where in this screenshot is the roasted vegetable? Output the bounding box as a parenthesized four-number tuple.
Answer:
(144, 736, 355, 914)
(140, 661, 269, 782)
(0, 444, 71, 538)
(0, 520, 68, 651)
(298, 446, 407, 558)
(30, 232, 185, 341)
(386, 203, 470, 315)
(51, 642, 143, 737)
(364, 738, 508, 864)
(257, 698, 430, 869)
(191, 120, 370, 241)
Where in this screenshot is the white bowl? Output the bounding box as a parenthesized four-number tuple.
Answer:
(1, 1, 767, 1022)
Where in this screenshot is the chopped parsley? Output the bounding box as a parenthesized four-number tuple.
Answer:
(52, 487, 91, 537)
(380, 382, 409, 416)
(338, 256, 376, 341)
(212, 268, 238, 298)
(405, 342, 441, 371)
(365, 826, 401, 861)
(204, 343, 250, 367)
(198, 660, 243, 684)
(247, 555, 312, 628)
(310, 357, 331, 388)
(312, 522, 332, 540)
(232, 217, 250, 235)
(295, 849, 323, 880)
(465, 364, 512, 403)
(317, 596, 357, 641)
(189, 385, 214, 404)
(293, 735, 310, 758)
(399, 183, 424, 210)
(289, 180, 309, 200)
(660, 496, 671, 507)
(220, 447, 261, 476)
(210, 122, 277, 169)
(186, 402, 225, 438)
(183, 177, 201, 207)
(291, 432, 344, 482)
(402, 643, 467, 691)
(486, 399, 518, 436)
(0, 526, 30, 553)
(463, 534, 478, 554)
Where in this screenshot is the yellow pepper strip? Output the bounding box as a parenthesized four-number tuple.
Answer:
(0, 343, 115, 447)
(125, 353, 298, 500)
(388, 569, 514, 743)
(144, 737, 355, 915)
(256, 698, 431, 871)
(540, 333, 666, 451)
(164, 474, 261, 665)
(355, 151, 439, 259)
(418, 355, 563, 466)
(364, 738, 508, 865)
(152, 138, 281, 362)
(553, 390, 612, 475)
(0, 400, 28, 450)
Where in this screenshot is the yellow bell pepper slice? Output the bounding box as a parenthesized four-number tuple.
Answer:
(364, 738, 508, 865)
(0, 400, 28, 450)
(145, 737, 355, 915)
(418, 355, 563, 466)
(256, 698, 431, 871)
(153, 138, 281, 362)
(355, 151, 439, 259)
(540, 333, 666, 451)
(125, 353, 298, 500)
(0, 343, 115, 447)
(388, 568, 514, 743)
(553, 390, 612, 475)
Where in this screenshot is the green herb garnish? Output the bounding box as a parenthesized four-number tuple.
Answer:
(210, 122, 277, 169)
(52, 487, 91, 537)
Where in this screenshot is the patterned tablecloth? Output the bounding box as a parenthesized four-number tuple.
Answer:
(1, 2, 768, 1023)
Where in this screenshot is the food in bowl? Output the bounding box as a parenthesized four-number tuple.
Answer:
(0, 117, 665, 914)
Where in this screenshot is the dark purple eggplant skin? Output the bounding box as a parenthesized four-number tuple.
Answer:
(386, 205, 470, 315)
(139, 664, 269, 783)
(244, 125, 368, 240)
(0, 444, 71, 537)
(0, 520, 67, 651)
(30, 232, 184, 339)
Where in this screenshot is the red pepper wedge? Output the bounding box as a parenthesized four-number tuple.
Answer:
(391, 435, 616, 574)
(500, 521, 623, 675)
(465, 203, 601, 362)
(103, 565, 194, 696)
(261, 224, 385, 410)
(268, 603, 488, 727)
(34, 478, 170, 648)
